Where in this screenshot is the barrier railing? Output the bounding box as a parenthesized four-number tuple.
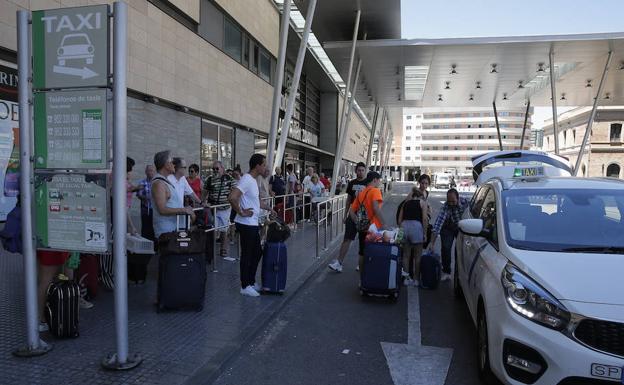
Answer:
(314, 194, 349, 259)
(196, 191, 325, 272)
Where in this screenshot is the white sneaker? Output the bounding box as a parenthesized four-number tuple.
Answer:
(440, 273, 451, 282)
(79, 298, 94, 309)
(401, 269, 410, 278)
(403, 277, 414, 286)
(38, 322, 49, 332)
(413, 279, 420, 287)
(253, 283, 263, 292)
(240, 286, 260, 297)
(356, 264, 360, 272)
(328, 260, 343, 273)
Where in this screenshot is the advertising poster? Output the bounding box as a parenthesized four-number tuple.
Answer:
(35, 173, 108, 253)
(0, 64, 19, 221)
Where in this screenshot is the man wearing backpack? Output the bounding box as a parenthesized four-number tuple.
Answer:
(328, 168, 385, 273)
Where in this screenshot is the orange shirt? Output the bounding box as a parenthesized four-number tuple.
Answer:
(350, 186, 383, 228)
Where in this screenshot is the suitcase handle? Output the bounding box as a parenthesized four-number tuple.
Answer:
(176, 214, 191, 231)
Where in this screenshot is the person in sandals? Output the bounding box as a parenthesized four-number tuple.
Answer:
(203, 160, 236, 258)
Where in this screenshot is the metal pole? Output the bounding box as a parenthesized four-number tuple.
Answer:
(366, 104, 380, 166)
(329, 58, 362, 196)
(273, 0, 317, 173)
(327, 10, 360, 196)
(492, 101, 503, 151)
(267, 0, 291, 172)
(13, 10, 52, 358)
(549, 50, 560, 155)
(520, 99, 530, 149)
(574, 51, 612, 176)
(102, 2, 141, 370)
(377, 110, 388, 171)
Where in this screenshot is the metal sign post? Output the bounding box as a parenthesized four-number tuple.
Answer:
(13, 9, 53, 358)
(101, 1, 141, 370)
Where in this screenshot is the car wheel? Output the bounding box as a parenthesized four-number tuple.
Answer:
(477, 306, 499, 385)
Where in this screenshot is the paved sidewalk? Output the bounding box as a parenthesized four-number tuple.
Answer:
(0, 221, 340, 385)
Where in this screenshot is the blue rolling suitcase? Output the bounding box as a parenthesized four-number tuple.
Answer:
(361, 242, 402, 300)
(261, 242, 287, 294)
(420, 251, 441, 290)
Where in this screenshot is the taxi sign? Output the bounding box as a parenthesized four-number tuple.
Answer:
(513, 166, 545, 178)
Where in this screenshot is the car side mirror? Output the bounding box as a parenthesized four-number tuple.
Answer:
(459, 219, 485, 237)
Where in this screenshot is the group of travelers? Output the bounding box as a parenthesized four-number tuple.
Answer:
(26, 146, 471, 334)
(326, 166, 469, 289)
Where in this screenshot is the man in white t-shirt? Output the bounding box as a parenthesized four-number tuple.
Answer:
(302, 166, 314, 192)
(229, 154, 277, 297)
(167, 157, 201, 206)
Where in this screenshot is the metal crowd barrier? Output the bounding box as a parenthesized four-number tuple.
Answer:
(314, 194, 349, 259)
(196, 191, 322, 272)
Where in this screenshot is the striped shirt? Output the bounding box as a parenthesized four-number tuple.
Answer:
(204, 174, 236, 206)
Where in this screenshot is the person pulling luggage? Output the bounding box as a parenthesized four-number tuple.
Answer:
(427, 188, 468, 281)
(397, 186, 428, 286)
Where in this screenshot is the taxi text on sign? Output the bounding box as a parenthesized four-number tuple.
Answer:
(32, 5, 109, 89)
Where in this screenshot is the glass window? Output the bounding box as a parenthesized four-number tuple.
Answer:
(471, 186, 489, 217)
(406, 126, 412, 130)
(251, 42, 259, 73)
(479, 188, 498, 246)
(201, 121, 219, 180)
(610, 123, 622, 141)
(406, 116, 412, 120)
(223, 18, 242, 62)
(242, 35, 250, 67)
(259, 49, 272, 82)
(503, 188, 624, 252)
(219, 126, 233, 170)
(406, 136, 411, 141)
(405, 146, 411, 151)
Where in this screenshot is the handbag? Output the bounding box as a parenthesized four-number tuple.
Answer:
(157, 214, 208, 255)
(266, 218, 291, 243)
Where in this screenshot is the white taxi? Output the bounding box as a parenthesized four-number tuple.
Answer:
(454, 151, 624, 384)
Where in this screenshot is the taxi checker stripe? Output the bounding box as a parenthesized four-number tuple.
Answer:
(468, 243, 488, 285)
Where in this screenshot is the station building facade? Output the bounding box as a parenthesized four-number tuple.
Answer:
(541, 106, 624, 178)
(0, 0, 371, 218)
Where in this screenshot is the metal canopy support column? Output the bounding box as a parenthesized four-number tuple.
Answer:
(267, 0, 290, 172)
(520, 99, 531, 149)
(574, 51, 612, 176)
(13, 10, 52, 358)
(273, 0, 317, 173)
(549, 50, 560, 154)
(102, 2, 141, 370)
(492, 101, 503, 151)
(376, 110, 387, 171)
(328, 10, 361, 196)
(382, 129, 392, 176)
(329, 57, 362, 196)
(365, 104, 380, 166)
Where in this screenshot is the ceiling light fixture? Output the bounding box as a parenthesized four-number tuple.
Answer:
(469, 94, 474, 101)
(396, 81, 400, 90)
(444, 81, 451, 90)
(475, 81, 481, 89)
(605, 93, 611, 100)
(396, 66, 400, 75)
(438, 94, 443, 102)
(560, 93, 566, 101)
(586, 80, 592, 88)
(619, 62, 624, 70)
(537, 63, 545, 72)
(491, 64, 498, 73)
(450, 64, 458, 75)
(518, 81, 524, 89)
(502, 93, 508, 100)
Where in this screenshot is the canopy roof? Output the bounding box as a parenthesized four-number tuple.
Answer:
(323, 33, 624, 133)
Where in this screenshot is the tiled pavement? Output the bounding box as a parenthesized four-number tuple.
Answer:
(0, 221, 341, 385)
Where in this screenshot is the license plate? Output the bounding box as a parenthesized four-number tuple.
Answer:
(591, 363, 623, 381)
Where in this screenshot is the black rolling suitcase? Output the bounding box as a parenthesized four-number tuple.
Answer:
(45, 274, 80, 338)
(157, 215, 207, 311)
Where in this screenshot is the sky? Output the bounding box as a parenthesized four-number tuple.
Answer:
(401, 0, 624, 129)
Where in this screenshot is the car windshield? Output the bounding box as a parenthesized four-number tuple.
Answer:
(62, 35, 89, 46)
(503, 188, 624, 253)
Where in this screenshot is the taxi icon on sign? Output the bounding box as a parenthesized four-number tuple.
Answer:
(57, 33, 94, 66)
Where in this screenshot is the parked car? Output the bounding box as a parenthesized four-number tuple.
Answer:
(454, 151, 624, 384)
